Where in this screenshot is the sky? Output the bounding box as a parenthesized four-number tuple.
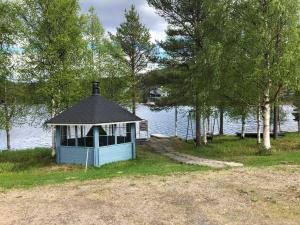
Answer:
(80, 0, 168, 43)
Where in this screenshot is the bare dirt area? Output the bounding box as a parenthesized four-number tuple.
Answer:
(0, 166, 300, 225)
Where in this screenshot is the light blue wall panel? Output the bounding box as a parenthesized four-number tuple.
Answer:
(58, 147, 94, 165)
(98, 143, 133, 166)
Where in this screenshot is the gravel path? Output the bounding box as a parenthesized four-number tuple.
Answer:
(0, 166, 299, 225)
(146, 137, 243, 168)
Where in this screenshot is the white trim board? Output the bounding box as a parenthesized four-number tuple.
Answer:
(46, 120, 145, 127)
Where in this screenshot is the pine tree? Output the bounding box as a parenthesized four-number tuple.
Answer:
(81, 6, 130, 104)
(113, 5, 154, 114)
(148, 0, 221, 146)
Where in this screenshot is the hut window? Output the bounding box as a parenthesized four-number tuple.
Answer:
(116, 123, 131, 144)
(78, 125, 94, 147)
(61, 126, 76, 146)
(99, 124, 115, 146)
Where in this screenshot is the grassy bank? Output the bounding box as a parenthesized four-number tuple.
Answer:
(1, 133, 300, 189)
(0, 146, 208, 189)
(174, 132, 300, 166)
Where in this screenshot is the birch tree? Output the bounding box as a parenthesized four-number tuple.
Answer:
(0, 1, 28, 150)
(232, 0, 300, 152)
(21, 0, 85, 155)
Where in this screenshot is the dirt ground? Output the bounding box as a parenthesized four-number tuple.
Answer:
(0, 166, 300, 225)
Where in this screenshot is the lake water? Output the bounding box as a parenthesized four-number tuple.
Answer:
(0, 104, 298, 150)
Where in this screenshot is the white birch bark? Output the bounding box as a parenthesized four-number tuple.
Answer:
(298, 113, 300, 132)
(257, 106, 261, 144)
(175, 106, 178, 137)
(241, 115, 246, 139)
(51, 99, 56, 157)
(262, 87, 271, 150)
(207, 116, 211, 133)
(203, 117, 207, 145)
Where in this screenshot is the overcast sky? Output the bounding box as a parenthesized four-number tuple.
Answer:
(80, 0, 168, 42)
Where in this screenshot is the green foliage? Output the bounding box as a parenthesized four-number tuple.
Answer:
(21, 0, 85, 116)
(147, 0, 228, 145)
(0, 1, 30, 149)
(147, 0, 300, 148)
(112, 5, 154, 113)
(80, 7, 131, 105)
(230, 0, 300, 98)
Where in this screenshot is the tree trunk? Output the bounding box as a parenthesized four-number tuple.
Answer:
(273, 101, 279, 139)
(131, 67, 136, 115)
(6, 128, 11, 150)
(241, 114, 246, 139)
(195, 104, 201, 146)
(3, 100, 11, 150)
(51, 99, 56, 157)
(257, 106, 261, 144)
(175, 106, 178, 137)
(219, 107, 224, 135)
(132, 92, 136, 115)
(262, 87, 271, 151)
(203, 116, 208, 145)
(207, 115, 211, 133)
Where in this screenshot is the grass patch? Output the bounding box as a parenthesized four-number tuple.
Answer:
(1, 132, 300, 189)
(173, 132, 300, 166)
(0, 146, 209, 189)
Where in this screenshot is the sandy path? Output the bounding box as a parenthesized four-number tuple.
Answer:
(0, 166, 300, 225)
(146, 138, 243, 168)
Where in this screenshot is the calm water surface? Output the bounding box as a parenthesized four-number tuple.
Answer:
(0, 104, 297, 150)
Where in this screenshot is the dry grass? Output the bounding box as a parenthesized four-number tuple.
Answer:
(1, 165, 299, 225)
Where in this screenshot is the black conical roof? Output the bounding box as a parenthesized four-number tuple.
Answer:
(46, 94, 142, 125)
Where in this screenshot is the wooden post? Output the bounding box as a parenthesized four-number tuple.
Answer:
(55, 126, 61, 164)
(75, 126, 78, 146)
(93, 126, 99, 148)
(131, 123, 136, 159)
(92, 126, 99, 168)
(114, 124, 117, 145)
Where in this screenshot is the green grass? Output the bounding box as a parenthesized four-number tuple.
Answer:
(0, 146, 209, 189)
(173, 132, 300, 166)
(1, 133, 300, 189)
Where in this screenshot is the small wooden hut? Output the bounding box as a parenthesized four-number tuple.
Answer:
(46, 81, 142, 167)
